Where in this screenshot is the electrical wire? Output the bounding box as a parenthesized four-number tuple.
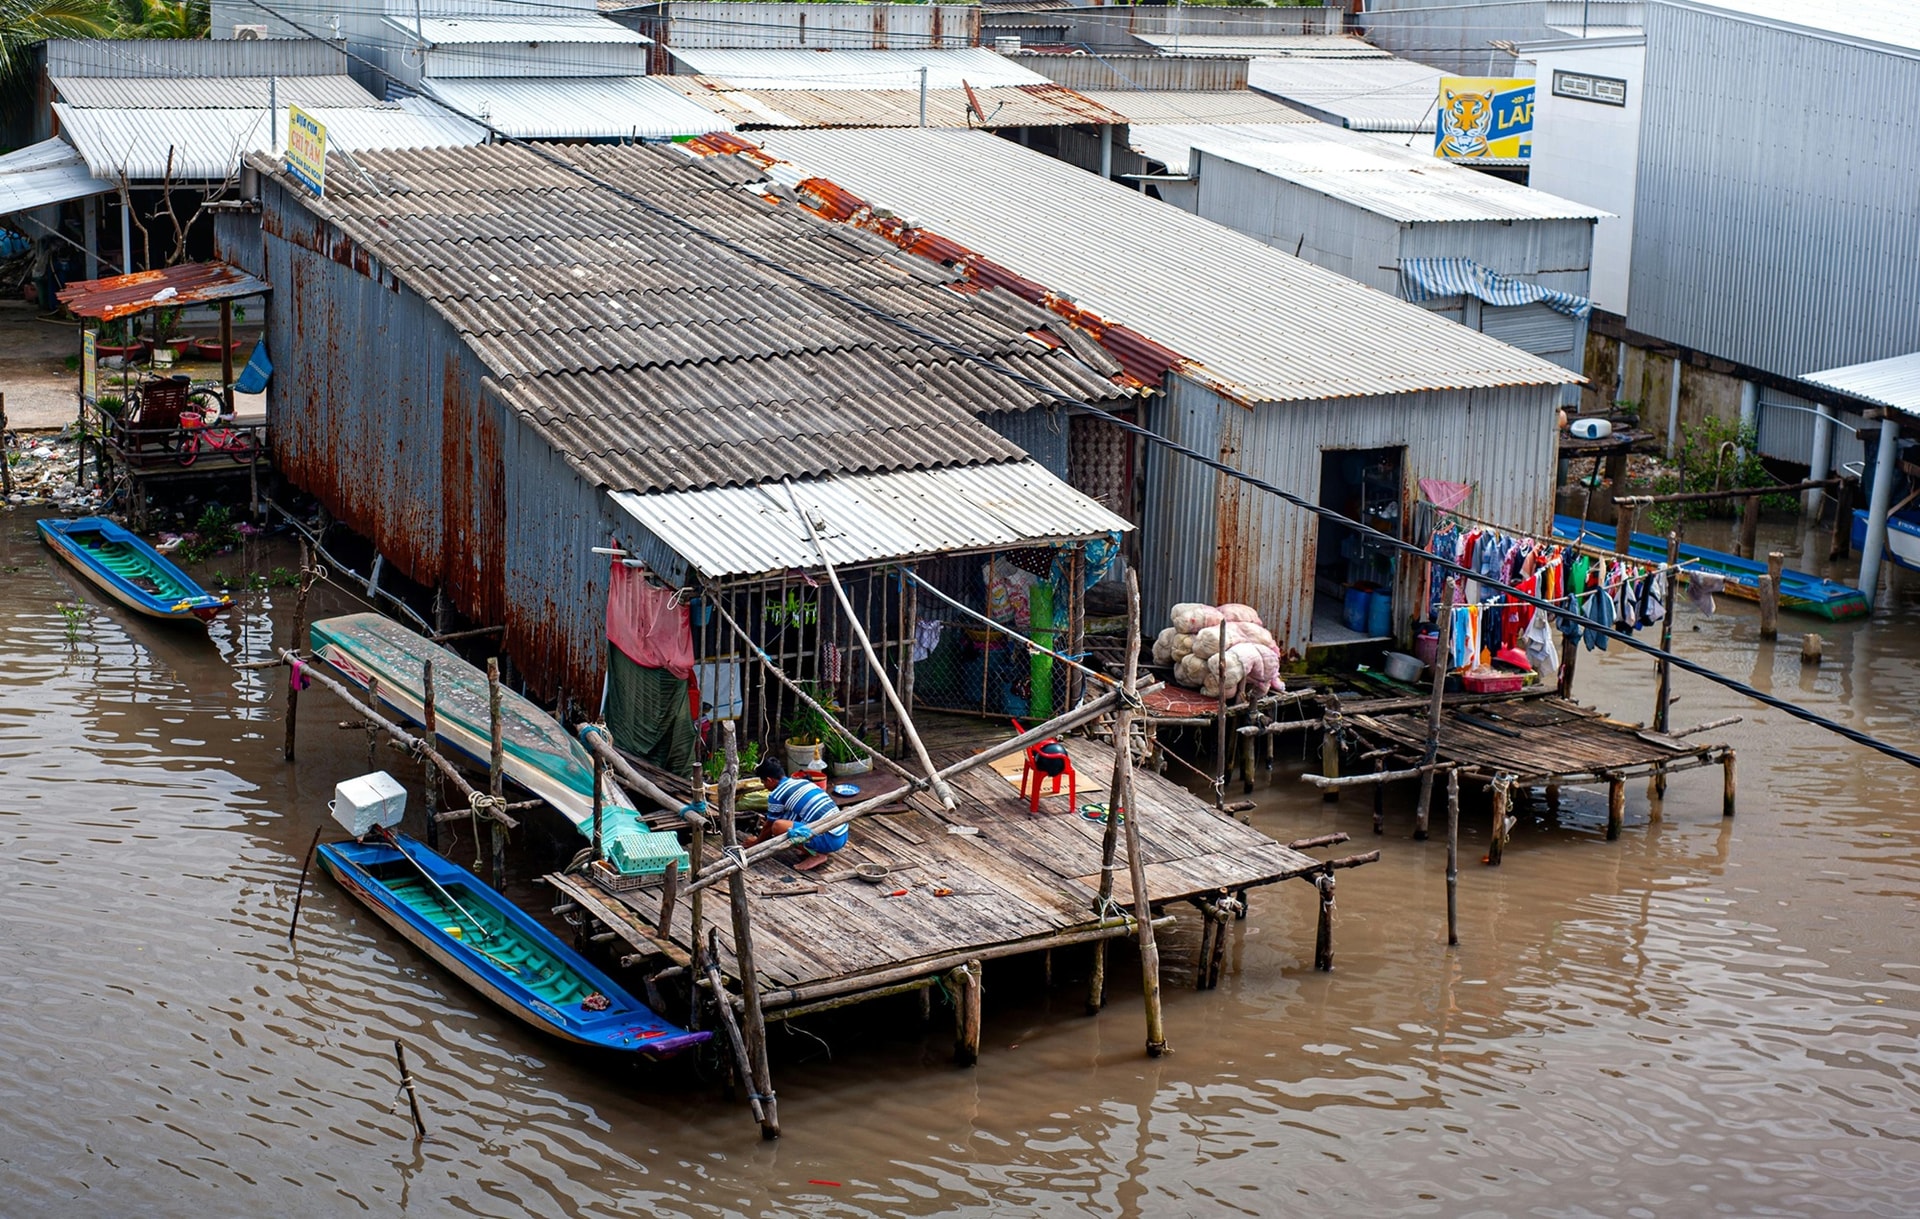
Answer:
(234, 0, 1920, 773)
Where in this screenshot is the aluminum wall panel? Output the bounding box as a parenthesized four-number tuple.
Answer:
(1140, 377, 1560, 654)
(1755, 386, 1868, 471)
(982, 407, 1071, 480)
(644, 3, 979, 50)
(43, 36, 346, 77)
(1009, 53, 1252, 93)
(1630, 3, 1920, 377)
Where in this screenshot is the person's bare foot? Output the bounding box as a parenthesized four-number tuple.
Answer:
(793, 852, 832, 872)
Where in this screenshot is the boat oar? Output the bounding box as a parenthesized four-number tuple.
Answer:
(378, 828, 498, 948)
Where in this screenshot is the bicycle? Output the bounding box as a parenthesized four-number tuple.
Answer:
(175, 408, 256, 466)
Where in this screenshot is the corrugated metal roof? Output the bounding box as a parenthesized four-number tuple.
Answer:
(260, 141, 1132, 495)
(1663, 0, 1920, 56)
(1133, 33, 1392, 59)
(664, 47, 1049, 90)
(395, 15, 652, 45)
(41, 36, 345, 78)
(57, 261, 269, 321)
(55, 102, 486, 180)
(609, 460, 1131, 580)
(743, 128, 1580, 403)
(1171, 124, 1609, 221)
(657, 76, 1121, 128)
(1129, 122, 1325, 174)
(1081, 89, 1315, 126)
(1800, 352, 1920, 417)
(420, 76, 729, 139)
(52, 74, 378, 109)
(0, 137, 112, 214)
(1247, 56, 1443, 132)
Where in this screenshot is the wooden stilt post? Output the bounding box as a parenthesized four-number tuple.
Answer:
(1830, 477, 1855, 560)
(1445, 766, 1460, 947)
(1087, 568, 1143, 1016)
(1759, 552, 1783, 640)
(1653, 531, 1679, 804)
(900, 565, 918, 732)
(951, 960, 982, 1066)
(1801, 633, 1823, 666)
(1557, 629, 1580, 699)
(1413, 581, 1453, 841)
(1194, 906, 1214, 992)
(1737, 492, 1761, 560)
(1313, 870, 1335, 971)
(718, 723, 779, 1138)
(364, 675, 380, 770)
(1204, 892, 1231, 989)
(1214, 617, 1229, 810)
(1488, 774, 1512, 866)
(1606, 775, 1625, 841)
(1371, 755, 1386, 836)
(487, 657, 506, 891)
(1614, 503, 1637, 555)
(394, 1041, 428, 1141)
(1320, 710, 1341, 802)
(283, 543, 311, 762)
(702, 928, 764, 1128)
(591, 752, 605, 861)
(1067, 544, 1085, 711)
(1722, 750, 1736, 817)
(423, 660, 441, 851)
(1117, 573, 1168, 1056)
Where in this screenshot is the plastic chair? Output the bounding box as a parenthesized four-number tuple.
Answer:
(1019, 737, 1077, 815)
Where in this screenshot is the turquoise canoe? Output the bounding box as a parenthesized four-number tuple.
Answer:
(38, 516, 230, 623)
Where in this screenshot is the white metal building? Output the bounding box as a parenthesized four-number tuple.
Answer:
(731, 128, 1581, 652)
(1126, 123, 1604, 400)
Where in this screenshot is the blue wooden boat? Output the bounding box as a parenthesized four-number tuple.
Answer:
(317, 832, 709, 1057)
(1852, 509, 1920, 573)
(1553, 515, 1870, 621)
(37, 516, 230, 622)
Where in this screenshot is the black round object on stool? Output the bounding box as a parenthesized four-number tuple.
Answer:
(1033, 739, 1069, 777)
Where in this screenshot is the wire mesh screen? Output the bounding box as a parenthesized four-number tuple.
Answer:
(909, 549, 1074, 723)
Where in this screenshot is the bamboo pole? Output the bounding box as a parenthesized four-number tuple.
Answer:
(1320, 709, 1342, 802)
(592, 751, 605, 861)
(287, 827, 324, 943)
(784, 481, 953, 808)
(578, 725, 688, 818)
(901, 565, 918, 728)
(1759, 552, 1783, 640)
(1116, 570, 1167, 1057)
(1087, 570, 1142, 1015)
(1737, 492, 1761, 560)
(423, 660, 441, 851)
(283, 542, 311, 761)
(701, 928, 765, 1127)
(1214, 616, 1228, 810)
(487, 657, 506, 891)
(1722, 749, 1737, 817)
(718, 723, 778, 1139)
(1614, 477, 1836, 506)
(1445, 766, 1460, 947)
(1488, 774, 1512, 866)
(1412, 578, 1454, 841)
(394, 1041, 427, 1141)
(1312, 870, 1335, 971)
(1607, 775, 1625, 841)
(681, 689, 1127, 897)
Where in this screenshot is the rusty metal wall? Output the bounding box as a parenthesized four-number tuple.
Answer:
(1143, 374, 1560, 652)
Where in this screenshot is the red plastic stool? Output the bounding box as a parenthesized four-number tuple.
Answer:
(1019, 738, 1077, 815)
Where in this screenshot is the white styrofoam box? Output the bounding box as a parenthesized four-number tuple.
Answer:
(1569, 418, 1613, 440)
(330, 771, 408, 836)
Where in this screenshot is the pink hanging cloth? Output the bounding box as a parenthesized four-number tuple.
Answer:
(607, 562, 694, 680)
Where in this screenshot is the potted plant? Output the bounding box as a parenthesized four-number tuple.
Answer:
(826, 727, 871, 778)
(94, 319, 148, 363)
(783, 682, 835, 774)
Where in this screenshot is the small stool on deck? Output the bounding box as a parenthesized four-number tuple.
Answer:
(1019, 737, 1077, 815)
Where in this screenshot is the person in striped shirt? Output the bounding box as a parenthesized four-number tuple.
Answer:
(751, 757, 849, 872)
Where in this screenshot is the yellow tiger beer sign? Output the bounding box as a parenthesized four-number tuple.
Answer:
(1434, 77, 1534, 161)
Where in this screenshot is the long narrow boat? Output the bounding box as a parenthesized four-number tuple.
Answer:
(317, 833, 707, 1056)
(1852, 509, 1920, 573)
(37, 516, 230, 622)
(1553, 515, 1870, 621)
(308, 613, 684, 875)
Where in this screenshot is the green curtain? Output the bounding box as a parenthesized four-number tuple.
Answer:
(605, 644, 698, 782)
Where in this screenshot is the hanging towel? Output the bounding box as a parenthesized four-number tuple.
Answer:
(604, 644, 699, 782)
(1583, 587, 1615, 651)
(913, 618, 944, 662)
(1523, 609, 1561, 682)
(607, 561, 694, 679)
(1687, 571, 1726, 616)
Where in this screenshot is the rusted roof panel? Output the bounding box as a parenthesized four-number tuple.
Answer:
(258, 141, 1132, 495)
(57, 261, 269, 321)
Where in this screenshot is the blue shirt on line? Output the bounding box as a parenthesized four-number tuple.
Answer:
(767, 777, 849, 852)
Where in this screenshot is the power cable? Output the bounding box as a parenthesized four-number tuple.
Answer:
(237, 0, 1920, 772)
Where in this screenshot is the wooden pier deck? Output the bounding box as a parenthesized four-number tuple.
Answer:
(548, 737, 1322, 1013)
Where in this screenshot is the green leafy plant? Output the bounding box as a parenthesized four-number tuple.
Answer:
(701, 738, 761, 783)
(174, 504, 239, 564)
(95, 394, 124, 415)
(765, 590, 818, 629)
(56, 600, 86, 642)
(824, 727, 866, 765)
(1646, 417, 1797, 531)
(782, 680, 839, 745)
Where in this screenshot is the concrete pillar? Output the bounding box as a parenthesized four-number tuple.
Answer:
(1807, 402, 1835, 517)
(1738, 380, 1759, 458)
(1665, 356, 1682, 458)
(1100, 123, 1113, 181)
(83, 195, 99, 281)
(1857, 415, 1901, 607)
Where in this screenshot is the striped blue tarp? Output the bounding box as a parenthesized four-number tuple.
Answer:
(1400, 258, 1591, 319)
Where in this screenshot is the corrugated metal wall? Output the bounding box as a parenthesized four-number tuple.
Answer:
(648, 2, 979, 50)
(1196, 153, 1406, 290)
(1630, 3, 1920, 376)
(1008, 53, 1250, 93)
(1143, 375, 1559, 653)
(46, 36, 346, 76)
(1756, 386, 1869, 472)
(982, 406, 1071, 481)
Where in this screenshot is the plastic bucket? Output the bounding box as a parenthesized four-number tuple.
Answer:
(1366, 590, 1393, 638)
(1342, 587, 1369, 632)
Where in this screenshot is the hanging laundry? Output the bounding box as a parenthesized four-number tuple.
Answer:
(605, 643, 699, 782)
(1687, 571, 1726, 615)
(1583, 584, 1616, 651)
(607, 561, 694, 679)
(913, 618, 944, 662)
(1522, 609, 1561, 682)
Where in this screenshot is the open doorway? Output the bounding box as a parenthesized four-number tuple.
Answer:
(1311, 446, 1405, 643)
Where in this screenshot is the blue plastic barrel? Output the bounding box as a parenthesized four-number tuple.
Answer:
(1343, 587, 1369, 632)
(1367, 590, 1393, 638)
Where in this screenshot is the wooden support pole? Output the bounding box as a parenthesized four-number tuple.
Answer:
(1445, 766, 1460, 947)
(364, 675, 380, 770)
(592, 751, 605, 861)
(1759, 552, 1783, 640)
(1214, 617, 1229, 810)
(1194, 905, 1214, 992)
(1240, 715, 1256, 795)
(1067, 545, 1085, 711)
(1312, 871, 1335, 971)
(1557, 626, 1580, 699)
(1320, 710, 1342, 802)
(1830, 477, 1855, 560)
(1801, 633, 1823, 666)
(1616, 477, 1837, 507)
(901, 565, 918, 726)
(701, 929, 765, 1128)
(785, 481, 954, 808)
(1370, 755, 1385, 836)
(951, 960, 982, 1067)
(1723, 749, 1737, 818)
(1413, 578, 1454, 841)
(1614, 503, 1637, 554)
(394, 1041, 427, 1141)
(1606, 775, 1625, 841)
(1488, 775, 1512, 866)
(287, 827, 324, 943)
(423, 660, 441, 851)
(487, 657, 506, 891)
(718, 723, 778, 1139)
(1118, 572, 1167, 1055)
(1653, 532, 1679, 735)
(283, 543, 311, 762)
(1090, 573, 1142, 1014)
(1737, 491, 1761, 560)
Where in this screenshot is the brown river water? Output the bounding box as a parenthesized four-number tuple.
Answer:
(3, 508, 1918, 1217)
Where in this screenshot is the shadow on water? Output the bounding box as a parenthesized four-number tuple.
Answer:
(2, 509, 1919, 1216)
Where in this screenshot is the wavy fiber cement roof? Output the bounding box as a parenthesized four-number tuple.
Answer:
(52, 74, 378, 109)
(262, 141, 1129, 495)
(420, 76, 730, 139)
(655, 76, 1121, 128)
(663, 46, 1048, 90)
(751, 128, 1579, 402)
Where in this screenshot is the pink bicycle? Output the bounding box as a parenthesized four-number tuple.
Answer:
(175, 409, 255, 466)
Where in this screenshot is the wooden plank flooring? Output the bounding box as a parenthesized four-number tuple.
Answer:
(1345, 696, 1719, 784)
(560, 735, 1320, 1004)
